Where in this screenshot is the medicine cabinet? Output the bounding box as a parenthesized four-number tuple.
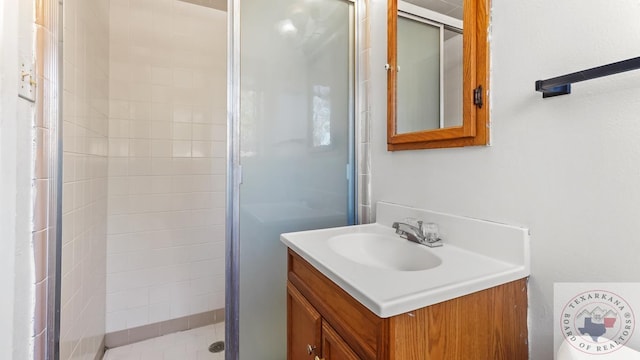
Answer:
(387, 0, 490, 150)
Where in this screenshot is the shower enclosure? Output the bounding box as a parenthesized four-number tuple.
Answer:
(56, 1, 228, 359)
(227, 0, 356, 358)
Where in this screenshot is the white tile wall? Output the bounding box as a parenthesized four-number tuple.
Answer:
(60, 0, 110, 359)
(358, 0, 372, 223)
(106, 0, 227, 333)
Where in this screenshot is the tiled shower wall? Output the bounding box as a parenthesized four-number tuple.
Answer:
(105, 0, 227, 333)
(358, 0, 372, 223)
(60, 0, 110, 359)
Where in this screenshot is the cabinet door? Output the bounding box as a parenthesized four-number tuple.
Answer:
(321, 321, 361, 360)
(288, 282, 322, 360)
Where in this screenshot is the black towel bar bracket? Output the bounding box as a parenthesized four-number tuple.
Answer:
(535, 56, 640, 98)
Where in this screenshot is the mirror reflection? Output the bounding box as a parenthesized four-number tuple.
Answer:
(396, 2, 463, 133)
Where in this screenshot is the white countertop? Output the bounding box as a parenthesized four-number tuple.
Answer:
(280, 202, 530, 318)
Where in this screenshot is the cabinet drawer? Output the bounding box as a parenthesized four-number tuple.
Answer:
(288, 250, 386, 360)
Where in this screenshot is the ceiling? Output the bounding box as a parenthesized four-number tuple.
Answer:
(404, 0, 464, 20)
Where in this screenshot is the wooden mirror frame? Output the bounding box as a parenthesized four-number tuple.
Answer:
(387, 0, 490, 151)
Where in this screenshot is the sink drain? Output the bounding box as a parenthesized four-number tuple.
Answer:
(209, 341, 225, 353)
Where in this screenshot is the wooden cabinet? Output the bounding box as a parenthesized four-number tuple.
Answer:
(287, 282, 321, 359)
(286, 249, 529, 360)
(287, 282, 359, 360)
(321, 320, 360, 360)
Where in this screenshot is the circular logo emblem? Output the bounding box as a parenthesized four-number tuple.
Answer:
(560, 289, 635, 355)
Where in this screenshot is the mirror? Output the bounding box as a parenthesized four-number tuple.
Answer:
(396, 12, 462, 132)
(387, 0, 490, 150)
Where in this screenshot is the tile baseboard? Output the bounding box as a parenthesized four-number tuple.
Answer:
(105, 308, 224, 349)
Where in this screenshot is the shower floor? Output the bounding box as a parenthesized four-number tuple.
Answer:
(102, 323, 225, 360)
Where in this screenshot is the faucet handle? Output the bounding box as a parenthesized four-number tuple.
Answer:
(417, 220, 423, 235)
(423, 222, 440, 243)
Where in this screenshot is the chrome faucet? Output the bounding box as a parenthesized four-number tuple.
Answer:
(392, 220, 442, 247)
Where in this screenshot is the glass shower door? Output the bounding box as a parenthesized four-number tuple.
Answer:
(232, 0, 355, 358)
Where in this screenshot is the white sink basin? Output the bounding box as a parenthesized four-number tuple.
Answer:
(327, 233, 442, 271)
(280, 202, 530, 318)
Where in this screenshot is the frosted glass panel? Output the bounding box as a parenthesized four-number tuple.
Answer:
(238, 0, 354, 358)
(397, 16, 441, 133)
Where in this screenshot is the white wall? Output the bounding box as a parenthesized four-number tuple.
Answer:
(1, 2, 20, 358)
(370, 0, 640, 359)
(105, 0, 227, 333)
(443, 33, 462, 127)
(0, 0, 36, 359)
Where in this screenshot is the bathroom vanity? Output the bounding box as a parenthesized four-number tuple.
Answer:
(287, 250, 527, 359)
(281, 202, 531, 360)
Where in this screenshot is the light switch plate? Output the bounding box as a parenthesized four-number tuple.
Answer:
(18, 59, 36, 103)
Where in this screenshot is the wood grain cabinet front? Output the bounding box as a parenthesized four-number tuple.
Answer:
(286, 249, 529, 360)
(287, 282, 361, 360)
(320, 320, 360, 360)
(287, 282, 322, 359)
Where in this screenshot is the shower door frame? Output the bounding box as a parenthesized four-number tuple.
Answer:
(225, 0, 361, 358)
(225, 0, 241, 357)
